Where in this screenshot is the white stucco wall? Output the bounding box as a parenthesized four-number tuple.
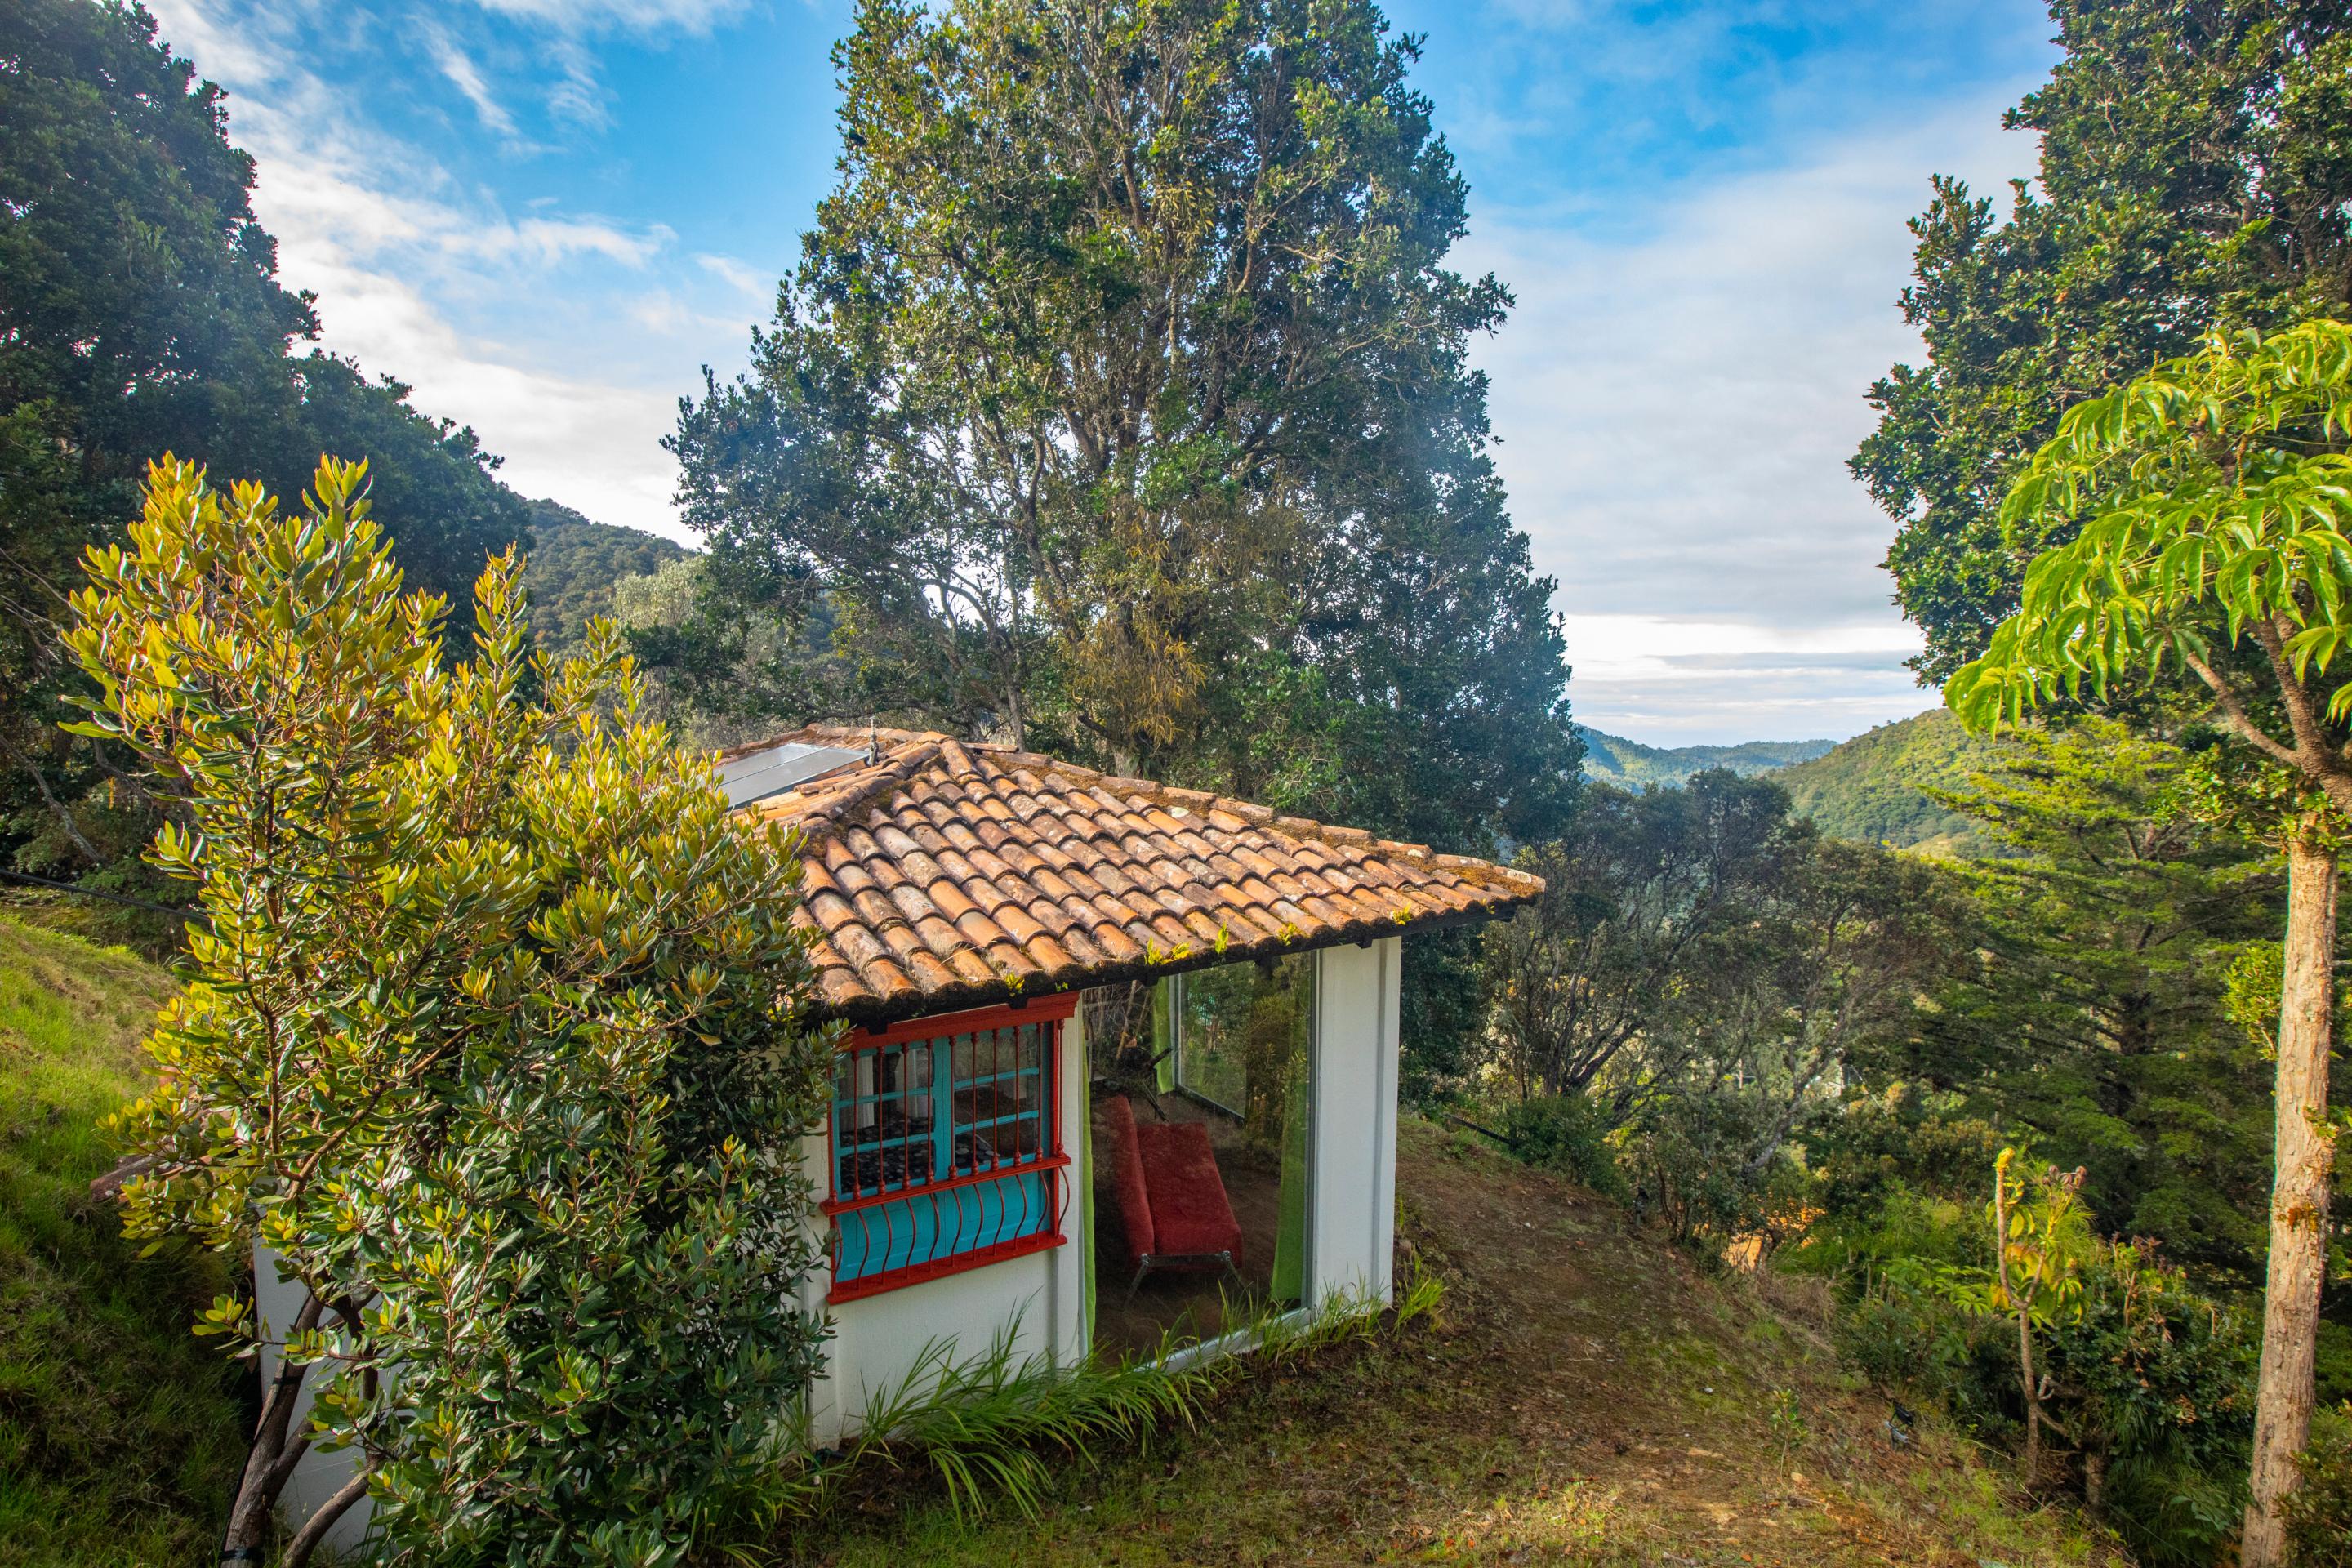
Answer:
(801, 1000, 1091, 1447)
(252, 1247, 373, 1558)
(1308, 936, 1402, 1308)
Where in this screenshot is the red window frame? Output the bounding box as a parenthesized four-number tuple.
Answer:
(822, 995, 1075, 1303)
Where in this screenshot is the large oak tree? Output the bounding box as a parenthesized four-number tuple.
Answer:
(668, 0, 1579, 855)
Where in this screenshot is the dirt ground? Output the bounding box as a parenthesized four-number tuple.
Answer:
(774, 1119, 2124, 1566)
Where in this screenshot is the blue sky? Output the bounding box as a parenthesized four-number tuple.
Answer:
(146, 0, 2060, 745)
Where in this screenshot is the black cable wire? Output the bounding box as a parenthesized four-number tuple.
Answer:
(0, 866, 203, 921)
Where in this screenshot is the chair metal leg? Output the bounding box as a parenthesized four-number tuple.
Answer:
(1124, 1260, 1152, 1307)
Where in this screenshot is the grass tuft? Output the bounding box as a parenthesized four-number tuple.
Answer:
(0, 914, 244, 1566)
(747, 1322, 1214, 1539)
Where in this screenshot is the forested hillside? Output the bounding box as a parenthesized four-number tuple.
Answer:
(1775, 709, 2005, 855)
(1573, 714, 2001, 857)
(519, 498, 690, 653)
(1575, 726, 1832, 790)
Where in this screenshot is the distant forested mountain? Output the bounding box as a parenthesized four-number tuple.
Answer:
(1581, 711, 2007, 858)
(1775, 709, 2007, 856)
(1575, 727, 1833, 791)
(521, 499, 691, 652)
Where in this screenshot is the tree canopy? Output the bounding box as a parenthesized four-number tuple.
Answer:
(1857, 0, 2352, 684)
(668, 0, 1579, 854)
(0, 0, 529, 891)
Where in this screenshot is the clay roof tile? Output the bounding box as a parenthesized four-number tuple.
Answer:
(730, 724, 1539, 1022)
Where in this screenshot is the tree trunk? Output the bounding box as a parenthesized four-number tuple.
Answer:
(1993, 1161, 2042, 1487)
(2243, 822, 2338, 1567)
(220, 1290, 323, 1562)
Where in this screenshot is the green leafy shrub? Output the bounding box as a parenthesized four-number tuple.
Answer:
(2285, 1404, 2352, 1566)
(1785, 1179, 2254, 1567)
(1499, 1094, 1627, 1201)
(1618, 1089, 1777, 1247)
(1804, 1085, 2007, 1214)
(68, 457, 837, 1566)
(2048, 1248, 2254, 1559)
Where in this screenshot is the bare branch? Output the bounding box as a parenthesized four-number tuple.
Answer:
(2182, 648, 2305, 769)
(279, 1471, 371, 1568)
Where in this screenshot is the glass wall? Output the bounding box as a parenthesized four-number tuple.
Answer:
(1169, 953, 1314, 1306)
(1088, 952, 1316, 1353)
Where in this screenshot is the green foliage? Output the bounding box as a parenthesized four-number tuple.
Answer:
(1615, 1088, 1798, 1250)
(66, 457, 835, 1565)
(667, 0, 1578, 838)
(1575, 727, 1832, 792)
(1498, 1095, 1628, 1202)
(1787, 1178, 2256, 1567)
(1984, 1151, 2087, 1334)
(1859, 0, 2352, 684)
(1898, 718, 2282, 1285)
(2286, 1403, 2352, 1566)
(1775, 709, 2007, 855)
(1484, 774, 1955, 1250)
(1949, 322, 2352, 748)
(1804, 1085, 2008, 1217)
(0, 915, 243, 1566)
(763, 1330, 1213, 1530)
(0, 0, 528, 911)
(1481, 771, 1797, 1099)
(519, 499, 689, 656)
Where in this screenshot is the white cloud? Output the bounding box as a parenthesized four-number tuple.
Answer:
(1561, 613, 1935, 742)
(697, 252, 771, 299)
(143, 0, 713, 538)
(1467, 96, 2042, 742)
(466, 0, 754, 34)
(421, 24, 517, 138)
(545, 42, 612, 129)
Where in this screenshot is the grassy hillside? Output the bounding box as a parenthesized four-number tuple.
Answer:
(0, 916, 241, 1566)
(0, 920, 2107, 1566)
(1776, 709, 2008, 856)
(777, 1121, 2116, 1566)
(522, 498, 691, 653)
(1577, 728, 1834, 791)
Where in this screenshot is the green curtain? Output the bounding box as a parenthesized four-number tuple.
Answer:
(1080, 1062, 1096, 1350)
(1152, 978, 1175, 1093)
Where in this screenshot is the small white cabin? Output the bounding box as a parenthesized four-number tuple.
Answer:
(262, 724, 1541, 1540)
(737, 727, 1541, 1442)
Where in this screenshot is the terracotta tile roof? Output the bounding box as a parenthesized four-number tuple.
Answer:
(731, 725, 1546, 1024)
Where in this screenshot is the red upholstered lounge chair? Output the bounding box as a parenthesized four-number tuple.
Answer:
(1102, 1095, 1245, 1303)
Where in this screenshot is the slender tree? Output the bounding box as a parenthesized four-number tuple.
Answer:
(1948, 320, 2352, 1563)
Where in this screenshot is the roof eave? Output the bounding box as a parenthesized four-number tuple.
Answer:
(808, 892, 1535, 1030)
